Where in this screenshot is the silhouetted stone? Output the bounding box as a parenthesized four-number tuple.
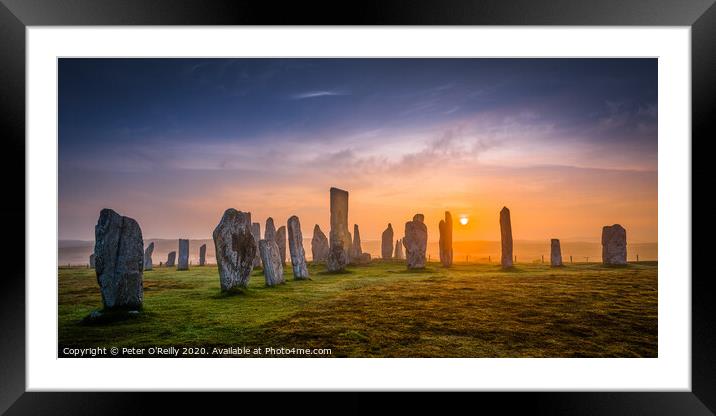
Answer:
(275, 225, 287, 266)
(381, 223, 394, 259)
(251, 222, 261, 268)
(89, 253, 96, 269)
(413, 214, 424, 223)
(265, 217, 276, 242)
(326, 240, 348, 272)
(350, 224, 363, 261)
(259, 239, 284, 286)
(166, 251, 176, 267)
(329, 187, 352, 259)
(287, 215, 309, 279)
(439, 211, 453, 267)
(602, 224, 627, 265)
(394, 239, 404, 260)
(93, 208, 144, 310)
(500, 207, 513, 268)
(550, 239, 563, 267)
(213, 209, 257, 291)
(403, 214, 427, 269)
(199, 244, 207, 266)
(178, 239, 189, 270)
(311, 224, 329, 263)
(143, 242, 154, 271)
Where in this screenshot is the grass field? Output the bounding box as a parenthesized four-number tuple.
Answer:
(58, 261, 657, 358)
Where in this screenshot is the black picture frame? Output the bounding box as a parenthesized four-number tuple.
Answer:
(1, 0, 711, 414)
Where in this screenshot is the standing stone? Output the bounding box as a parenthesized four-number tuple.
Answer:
(93, 208, 144, 310)
(394, 239, 404, 260)
(381, 223, 394, 259)
(213, 209, 257, 291)
(265, 218, 277, 243)
(602, 224, 627, 265)
(350, 224, 362, 260)
(177, 239, 189, 270)
(287, 215, 309, 279)
(439, 211, 453, 267)
(326, 240, 348, 273)
(311, 224, 330, 263)
(329, 187, 352, 260)
(89, 253, 96, 269)
(259, 239, 284, 286)
(143, 242, 154, 271)
(500, 207, 513, 268)
(199, 243, 207, 266)
(403, 214, 428, 269)
(550, 239, 563, 267)
(251, 222, 261, 268)
(166, 251, 176, 267)
(276, 225, 287, 266)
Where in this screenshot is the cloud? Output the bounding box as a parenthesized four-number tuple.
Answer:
(290, 90, 350, 100)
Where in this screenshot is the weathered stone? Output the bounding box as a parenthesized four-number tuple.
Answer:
(199, 244, 207, 266)
(93, 208, 144, 310)
(251, 222, 261, 268)
(329, 187, 352, 258)
(166, 251, 176, 267)
(326, 240, 348, 272)
(276, 225, 287, 266)
(403, 214, 427, 269)
(413, 214, 425, 223)
(350, 224, 363, 261)
(311, 224, 330, 263)
(177, 239, 189, 270)
(602, 224, 627, 265)
(439, 211, 453, 267)
(287, 215, 309, 279)
(212, 209, 257, 291)
(550, 239, 563, 267)
(143, 242, 154, 271)
(265, 217, 277, 242)
(259, 239, 284, 286)
(89, 253, 96, 269)
(500, 207, 513, 268)
(394, 239, 404, 260)
(381, 223, 394, 259)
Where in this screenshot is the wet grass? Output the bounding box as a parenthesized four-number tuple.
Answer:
(58, 261, 657, 357)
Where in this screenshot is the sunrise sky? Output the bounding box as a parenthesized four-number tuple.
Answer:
(59, 58, 657, 243)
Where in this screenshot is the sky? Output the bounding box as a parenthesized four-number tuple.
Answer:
(58, 58, 657, 243)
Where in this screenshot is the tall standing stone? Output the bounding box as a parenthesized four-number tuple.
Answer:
(500, 207, 513, 268)
(394, 239, 404, 260)
(602, 224, 627, 265)
(251, 222, 261, 268)
(439, 211, 453, 267)
(213, 209, 257, 291)
(199, 244, 207, 266)
(329, 187, 352, 261)
(311, 224, 330, 263)
(381, 223, 394, 259)
(403, 214, 428, 269)
(287, 215, 309, 279)
(89, 253, 96, 269)
(350, 224, 362, 260)
(276, 225, 287, 266)
(177, 239, 189, 270)
(259, 239, 284, 286)
(143, 242, 154, 271)
(550, 239, 563, 267)
(166, 251, 176, 267)
(326, 240, 348, 272)
(93, 208, 144, 310)
(265, 217, 277, 243)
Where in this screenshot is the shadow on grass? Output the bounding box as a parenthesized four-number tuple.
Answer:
(317, 269, 354, 276)
(211, 287, 252, 299)
(80, 308, 150, 326)
(389, 267, 437, 274)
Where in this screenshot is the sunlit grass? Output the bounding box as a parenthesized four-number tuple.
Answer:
(58, 261, 657, 357)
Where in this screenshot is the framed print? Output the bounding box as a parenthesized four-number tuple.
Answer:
(2, 0, 713, 414)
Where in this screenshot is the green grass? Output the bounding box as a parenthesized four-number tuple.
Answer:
(58, 261, 657, 357)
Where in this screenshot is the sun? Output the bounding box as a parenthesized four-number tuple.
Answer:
(459, 216, 469, 226)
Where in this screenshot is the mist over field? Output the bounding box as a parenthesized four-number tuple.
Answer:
(59, 239, 657, 266)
